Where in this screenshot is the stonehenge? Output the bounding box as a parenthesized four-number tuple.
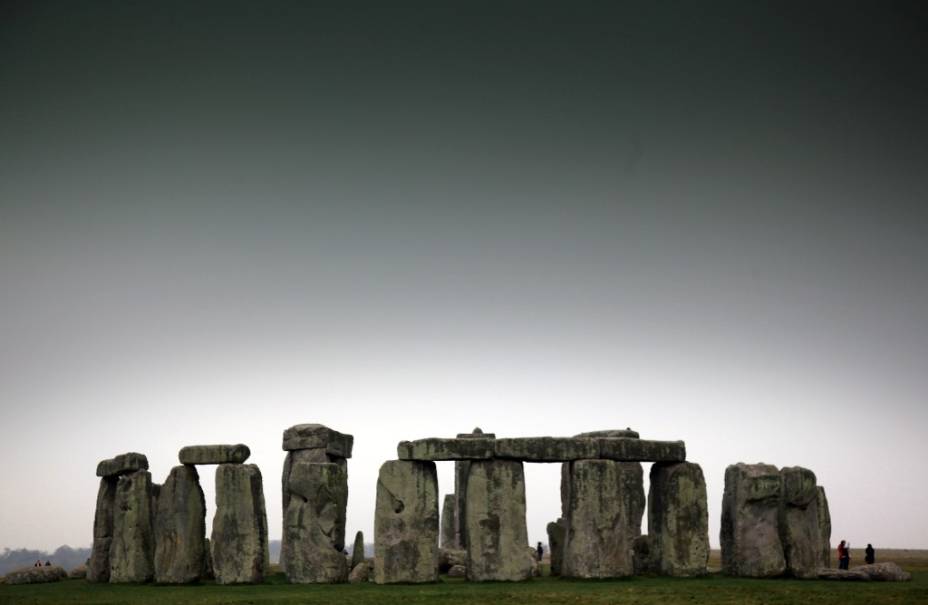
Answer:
(87, 425, 842, 588)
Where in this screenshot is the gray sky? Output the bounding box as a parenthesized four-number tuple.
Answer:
(1, 1, 927, 552)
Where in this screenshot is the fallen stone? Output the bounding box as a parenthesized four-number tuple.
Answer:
(109, 470, 155, 583)
(647, 462, 709, 576)
(178, 444, 250, 465)
(88, 477, 117, 582)
(574, 428, 640, 439)
(440, 494, 456, 548)
(3, 566, 67, 585)
(818, 567, 871, 581)
(282, 424, 353, 457)
(96, 452, 149, 478)
(351, 530, 366, 571)
(597, 438, 686, 462)
(850, 562, 912, 581)
(348, 560, 372, 583)
(69, 565, 87, 579)
(720, 463, 785, 577)
(494, 437, 599, 462)
(546, 518, 565, 576)
(448, 564, 467, 577)
(374, 460, 439, 584)
(211, 463, 269, 584)
(778, 466, 820, 579)
(283, 461, 349, 583)
(562, 460, 644, 578)
(817, 487, 832, 568)
(154, 465, 206, 583)
(397, 437, 495, 461)
(439, 548, 467, 572)
(465, 459, 533, 582)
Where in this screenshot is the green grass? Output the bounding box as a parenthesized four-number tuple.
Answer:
(2, 571, 928, 605)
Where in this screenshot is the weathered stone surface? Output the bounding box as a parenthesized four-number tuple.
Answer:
(562, 460, 644, 578)
(546, 518, 565, 576)
(154, 465, 206, 583)
(720, 463, 785, 577)
(778, 466, 820, 578)
(440, 494, 456, 548)
(348, 560, 372, 583)
(211, 464, 269, 584)
(597, 438, 685, 462)
(374, 460, 439, 584)
(351, 530, 366, 570)
(398, 438, 495, 461)
(633, 535, 656, 574)
(179, 444, 250, 465)
(3, 566, 67, 584)
(528, 547, 541, 577)
(110, 470, 155, 583)
(202, 538, 213, 579)
(817, 486, 832, 568)
(96, 452, 149, 478)
(447, 564, 466, 577)
(494, 437, 599, 462)
(575, 428, 640, 439)
(69, 565, 87, 579)
(438, 548, 467, 572)
(453, 428, 489, 549)
(284, 461, 348, 583)
(465, 459, 533, 582)
(280, 447, 343, 572)
(88, 477, 117, 582)
(818, 567, 871, 581)
(648, 462, 709, 576)
(282, 424, 353, 457)
(850, 562, 912, 581)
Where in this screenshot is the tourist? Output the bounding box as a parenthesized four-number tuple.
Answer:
(837, 540, 850, 570)
(865, 543, 875, 565)
(536, 541, 544, 562)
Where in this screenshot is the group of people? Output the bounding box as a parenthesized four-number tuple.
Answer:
(837, 540, 875, 570)
(32, 560, 51, 567)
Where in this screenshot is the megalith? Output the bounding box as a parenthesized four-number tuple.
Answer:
(211, 463, 269, 584)
(647, 461, 709, 576)
(154, 465, 206, 583)
(778, 466, 821, 578)
(87, 477, 118, 582)
(720, 463, 785, 577)
(351, 530, 366, 570)
(562, 460, 644, 578)
(546, 518, 566, 576)
(283, 461, 349, 583)
(374, 460, 439, 584)
(465, 459, 533, 582)
(109, 470, 155, 583)
(817, 486, 832, 568)
(440, 494, 456, 548)
(453, 428, 493, 549)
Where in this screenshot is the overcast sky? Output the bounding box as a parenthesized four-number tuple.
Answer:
(1, 1, 927, 553)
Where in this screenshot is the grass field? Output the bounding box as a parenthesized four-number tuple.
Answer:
(2, 550, 926, 605)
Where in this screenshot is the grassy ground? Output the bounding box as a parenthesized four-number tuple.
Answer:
(2, 551, 926, 605)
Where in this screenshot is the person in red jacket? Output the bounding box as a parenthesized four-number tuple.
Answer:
(837, 540, 850, 569)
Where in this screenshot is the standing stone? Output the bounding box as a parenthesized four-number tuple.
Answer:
(284, 461, 349, 583)
(648, 462, 709, 576)
(465, 459, 533, 582)
(817, 486, 832, 568)
(109, 470, 155, 583)
(374, 460, 439, 584)
(211, 463, 269, 584)
(154, 465, 206, 584)
(440, 494, 456, 548)
(720, 463, 786, 577)
(351, 530, 366, 571)
(779, 466, 820, 578)
(454, 427, 492, 550)
(87, 477, 117, 582)
(562, 460, 644, 578)
(546, 518, 566, 576)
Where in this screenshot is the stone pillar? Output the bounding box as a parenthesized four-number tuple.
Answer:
(648, 461, 709, 576)
(109, 470, 155, 583)
(465, 459, 533, 582)
(154, 465, 206, 583)
(87, 477, 117, 582)
(778, 466, 820, 578)
(453, 427, 493, 549)
(440, 494, 456, 548)
(350, 530, 366, 570)
(283, 461, 349, 583)
(211, 463, 269, 584)
(720, 463, 785, 577)
(546, 518, 566, 576)
(562, 460, 644, 578)
(374, 460, 439, 584)
(817, 486, 832, 568)
(280, 424, 352, 579)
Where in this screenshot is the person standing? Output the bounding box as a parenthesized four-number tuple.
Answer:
(837, 540, 850, 570)
(536, 541, 544, 562)
(865, 543, 875, 565)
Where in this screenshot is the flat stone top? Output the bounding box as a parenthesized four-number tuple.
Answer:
(96, 452, 149, 478)
(283, 423, 353, 457)
(397, 436, 685, 463)
(179, 444, 250, 465)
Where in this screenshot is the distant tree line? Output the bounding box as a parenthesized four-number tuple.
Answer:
(0, 546, 91, 575)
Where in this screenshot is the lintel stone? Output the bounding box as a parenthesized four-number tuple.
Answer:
(597, 438, 685, 462)
(397, 438, 495, 461)
(494, 437, 598, 462)
(96, 452, 149, 478)
(179, 444, 250, 465)
(282, 424, 353, 457)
